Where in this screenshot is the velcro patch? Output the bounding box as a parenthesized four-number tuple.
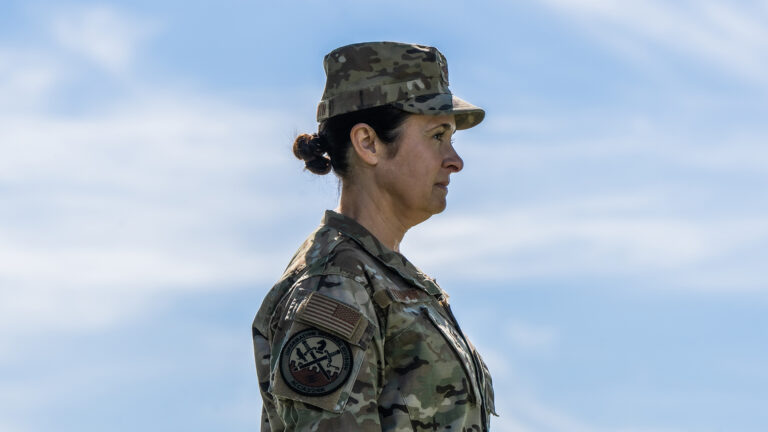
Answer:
(389, 288, 429, 303)
(372, 289, 393, 308)
(297, 292, 366, 342)
(279, 328, 353, 397)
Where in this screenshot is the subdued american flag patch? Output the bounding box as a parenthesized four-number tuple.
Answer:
(297, 293, 364, 341)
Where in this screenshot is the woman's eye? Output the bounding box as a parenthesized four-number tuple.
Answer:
(433, 133, 444, 141)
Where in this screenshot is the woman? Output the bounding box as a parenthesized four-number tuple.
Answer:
(252, 41, 496, 431)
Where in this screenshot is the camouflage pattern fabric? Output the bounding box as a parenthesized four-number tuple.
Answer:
(253, 211, 497, 431)
(317, 41, 485, 130)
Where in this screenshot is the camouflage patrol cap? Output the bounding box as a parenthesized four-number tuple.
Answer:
(317, 41, 485, 130)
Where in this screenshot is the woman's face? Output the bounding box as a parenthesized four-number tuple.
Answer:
(375, 113, 463, 225)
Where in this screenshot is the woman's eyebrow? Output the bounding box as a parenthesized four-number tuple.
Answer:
(425, 123, 455, 134)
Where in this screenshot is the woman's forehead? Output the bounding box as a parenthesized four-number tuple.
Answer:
(406, 114, 457, 132)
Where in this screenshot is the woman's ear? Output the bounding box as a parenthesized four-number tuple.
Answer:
(349, 123, 380, 167)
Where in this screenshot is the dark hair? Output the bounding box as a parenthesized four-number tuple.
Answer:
(292, 105, 410, 177)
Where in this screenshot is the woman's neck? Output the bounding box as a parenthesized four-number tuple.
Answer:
(337, 183, 408, 253)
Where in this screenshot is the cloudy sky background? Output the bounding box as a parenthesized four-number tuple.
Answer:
(2, 1, 767, 431)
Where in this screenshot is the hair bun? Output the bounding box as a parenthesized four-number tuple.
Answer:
(293, 133, 332, 175)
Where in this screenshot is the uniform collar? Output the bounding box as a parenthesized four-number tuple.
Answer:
(321, 210, 442, 296)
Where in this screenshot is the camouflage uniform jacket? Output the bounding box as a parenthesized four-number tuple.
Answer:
(253, 211, 497, 431)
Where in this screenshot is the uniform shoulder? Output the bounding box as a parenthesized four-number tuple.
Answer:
(254, 231, 381, 335)
(253, 225, 345, 337)
(323, 239, 378, 280)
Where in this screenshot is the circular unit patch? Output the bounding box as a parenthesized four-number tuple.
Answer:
(279, 328, 353, 396)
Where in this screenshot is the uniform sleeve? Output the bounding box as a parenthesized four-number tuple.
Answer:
(268, 274, 383, 431)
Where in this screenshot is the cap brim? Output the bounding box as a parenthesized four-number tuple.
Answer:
(392, 93, 485, 130)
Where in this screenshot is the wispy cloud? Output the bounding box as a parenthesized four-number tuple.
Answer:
(506, 320, 559, 353)
(0, 6, 324, 342)
(0, 91, 314, 330)
(404, 92, 768, 292)
(478, 336, 694, 432)
(407, 194, 768, 291)
(497, 394, 689, 432)
(2, 3, 765, 432)
(0, 49, 60, 111)
(536, 0, 768, 86)
(50, 5, 156, 74)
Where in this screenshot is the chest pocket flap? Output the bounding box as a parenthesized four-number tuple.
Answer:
(419, 305, 482, 405)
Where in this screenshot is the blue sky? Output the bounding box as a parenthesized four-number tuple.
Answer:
(1, 1, 767, 431)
